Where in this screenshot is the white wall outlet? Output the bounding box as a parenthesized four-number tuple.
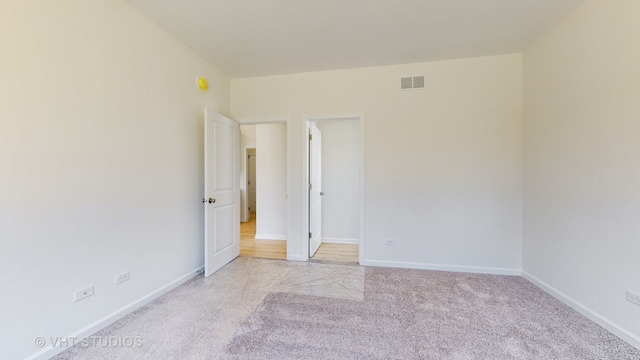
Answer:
(74, 285, 94, 302)
(627, 290, 640, 306)
(384, 238, 395, 246)
(114, 271, 130, 285)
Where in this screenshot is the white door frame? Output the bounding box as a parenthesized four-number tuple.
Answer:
(302, 114, 365, 263)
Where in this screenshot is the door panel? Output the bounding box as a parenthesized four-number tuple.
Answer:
(213, 122, 235, 191)
(213, 205, 235, 250)
(204, 110, 240, 277)
(248, 150, 257, 212)
(309, 122, 322, 257)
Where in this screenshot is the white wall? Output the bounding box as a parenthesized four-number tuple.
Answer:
(0, 1, 229, 359)
(316, 120, 360, 243)
(255, 124, 287, 239)
(231, 54, 523, 272)
(240, 125, 256, 222)
(523, 0, 640, 347)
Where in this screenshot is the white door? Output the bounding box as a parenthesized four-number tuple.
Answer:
(247, 149, 257, 214)
(204, 110, 240, 277)
(309, 122, 322, 257)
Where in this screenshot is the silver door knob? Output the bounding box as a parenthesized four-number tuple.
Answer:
(208, 198, 216, 204)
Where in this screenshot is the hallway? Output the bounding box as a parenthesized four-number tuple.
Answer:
(240, 213, 286, 260)
(240, 214, 358, 262)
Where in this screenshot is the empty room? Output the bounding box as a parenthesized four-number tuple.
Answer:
(2, 0, 639, 359)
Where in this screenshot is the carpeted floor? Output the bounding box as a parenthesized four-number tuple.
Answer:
(220, 266, 640, 359)
(53, 258, 640, 360)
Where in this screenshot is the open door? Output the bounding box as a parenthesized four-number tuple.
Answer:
(309, 122, 322, 257)
(204, 110, 240, 277)
(247, 149, 257, 215)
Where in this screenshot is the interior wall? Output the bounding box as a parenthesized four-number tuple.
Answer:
(240, 125, 256, 222)
(0, 1, 229, 359)
(231, 53, 523, 272)
(255, 124, 287, 239)
(316, 120, 360, 243)
(523, 0, 640, 346)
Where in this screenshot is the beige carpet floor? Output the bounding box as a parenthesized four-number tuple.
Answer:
(53, 258, 640, 360)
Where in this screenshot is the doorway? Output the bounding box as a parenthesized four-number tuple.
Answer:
(239, 123, 287, 260)
(305, 116, 363, 263)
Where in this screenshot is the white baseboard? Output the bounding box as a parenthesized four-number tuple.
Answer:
(361, 259, 521, 276)
(254, 234, 286, 241)
(322, 237, 359, 244)
(27, 266, 204, 360)
(522, 271, 640, 351)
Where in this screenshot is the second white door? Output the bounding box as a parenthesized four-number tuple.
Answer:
(309, 122, 322, 257)
(247, 149, 257, 214)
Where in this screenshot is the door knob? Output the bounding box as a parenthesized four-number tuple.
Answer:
(320, 192, 325, 196)
(208, 198, 216, 204)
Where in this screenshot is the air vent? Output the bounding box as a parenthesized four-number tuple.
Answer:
(400, 75, 425, 90)
(400, 77, 413, 90)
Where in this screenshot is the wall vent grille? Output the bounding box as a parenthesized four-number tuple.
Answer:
(400, 75, 425, 90)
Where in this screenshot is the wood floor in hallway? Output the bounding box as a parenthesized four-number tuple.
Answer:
(240, 213, 358, 262)
(240, 213, 286, 260)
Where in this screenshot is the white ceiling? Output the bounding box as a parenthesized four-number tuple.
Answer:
(125, 0, 585, 78)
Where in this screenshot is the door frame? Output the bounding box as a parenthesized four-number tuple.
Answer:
(302, 113, 365, 263)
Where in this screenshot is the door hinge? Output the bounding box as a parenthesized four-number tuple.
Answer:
(309, 133, 312, 141)
(309, 183, 312, 190)
(309, 232, 312, 239)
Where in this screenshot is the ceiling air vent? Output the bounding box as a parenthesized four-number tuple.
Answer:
(400, 75, 425, 90)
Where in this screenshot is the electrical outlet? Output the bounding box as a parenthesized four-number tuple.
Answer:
(114, 271, 130, 285)
(627, 290, 640, 306)
(384, 239, 395, 246)
(74, 285, 94, 302)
